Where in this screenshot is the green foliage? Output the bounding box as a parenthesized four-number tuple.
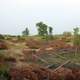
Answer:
(63, 32, 72, 37)
(48, 27, 53, 40)
(36, 22, 48, 36)
(73, 27, 80, 46)
(22, 27, 29, 36)
(0, 34, 4, 40)
(73, 27, 79, 36)
(74, 35, 80, 46)
(62, 32, 72, 42)
(73, 27, 80, 55)
(36, 22, 54, 41)
(0, 63, 11, 80)
(49, 26, 53, 35)
(36, 22, 54, 40)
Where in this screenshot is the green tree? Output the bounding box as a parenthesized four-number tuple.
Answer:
(73, 27, 80, 46)
(22, 27, 29, 36)
(73, 27, 80, 55)
(36, 22, 48, 36)
(48, 27, 53, 40)
(49, 27, 53, 35)
(0, 34, 4, 40)
(36, 22, 48, 40)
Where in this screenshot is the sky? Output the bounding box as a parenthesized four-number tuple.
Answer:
(0, 0, 80, 35)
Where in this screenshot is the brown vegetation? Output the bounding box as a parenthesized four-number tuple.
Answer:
(24, 39, 79, 55)
(9, 66, 80, 80)
(0, 40, 8, 49)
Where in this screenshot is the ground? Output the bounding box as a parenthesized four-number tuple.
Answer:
(0, 39, 80, 68)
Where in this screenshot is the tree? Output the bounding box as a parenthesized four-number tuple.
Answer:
(73, 27, 80, 46)
(36, 22, 48, 40)
(22, 27, 29, 36)
(73, 27, 80, 55)
(48, 27, 53, 40)
(36, 22, 48, 36)
(0, 34, 4, 40)
(49, 27, 53, 35)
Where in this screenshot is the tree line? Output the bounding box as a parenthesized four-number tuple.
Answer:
(22, 21, 80, 39)
(22, 22, 53, 40)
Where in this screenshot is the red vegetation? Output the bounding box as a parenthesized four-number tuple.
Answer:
(26, 39, 45, 49)
(25, 40, 65, 51)
(24, 39, 77, 55)
(0, 40, 8, 49)
(9, 66, 80, 80)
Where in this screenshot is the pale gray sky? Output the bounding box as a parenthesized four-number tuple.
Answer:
(0, 0, 80, 35)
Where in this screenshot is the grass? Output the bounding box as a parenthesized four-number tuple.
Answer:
(31, 52, 80, 68)
(0, 40, 80, 69)
(59, 52, 80, 63)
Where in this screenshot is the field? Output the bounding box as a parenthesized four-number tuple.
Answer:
(0, 36, 80, 80)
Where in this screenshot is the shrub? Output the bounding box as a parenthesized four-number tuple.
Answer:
(0, 34, 4, 40)
(0, 40, 8, 50)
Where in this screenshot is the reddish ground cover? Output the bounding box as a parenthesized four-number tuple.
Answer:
(9, 66, 80, 80)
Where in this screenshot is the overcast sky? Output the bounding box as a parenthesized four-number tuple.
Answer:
(0, 0, 80, 35)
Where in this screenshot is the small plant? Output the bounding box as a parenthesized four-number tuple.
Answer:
(0, 40, 8, 50)
(0, 34, 4, 40)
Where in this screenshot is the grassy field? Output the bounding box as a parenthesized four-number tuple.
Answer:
(0, 39, 80, 69)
